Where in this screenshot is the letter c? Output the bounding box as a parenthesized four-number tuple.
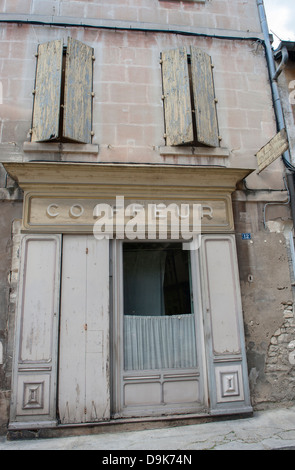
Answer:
(46, 203, 59, 218)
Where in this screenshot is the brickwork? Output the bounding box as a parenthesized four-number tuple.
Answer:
(0, 24, 276, 171)
(1, 0, 261, 33)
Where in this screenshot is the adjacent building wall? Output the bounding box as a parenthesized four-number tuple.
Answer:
(0, 197, 22, 434)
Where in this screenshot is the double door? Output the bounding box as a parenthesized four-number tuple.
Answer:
(10, 234, 110, 427)
(10, 233, 251, 429)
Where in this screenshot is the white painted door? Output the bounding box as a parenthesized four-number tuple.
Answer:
(200, 235, 252, 415)
(58, 235, 110, 424)
(10, 234, 61, 428)
(112, 241, 207, 418)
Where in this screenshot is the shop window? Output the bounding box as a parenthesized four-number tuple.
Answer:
(161, 46, 219, 147)
(123, 242, 197, 371)
(31, 37, 94, 144)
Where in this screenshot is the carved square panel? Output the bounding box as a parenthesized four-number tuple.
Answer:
(16, 374, 50, 416)
(215, 364, 244, 403)
(23, 381, 44, 410)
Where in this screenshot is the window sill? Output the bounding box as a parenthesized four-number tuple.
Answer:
(159, 146, 229, 158)
(23, 142, 99, 155)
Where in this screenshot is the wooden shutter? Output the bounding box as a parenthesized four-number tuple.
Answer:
(200, 235, 252, 415)
(190, 47, 219, 147)
(63, 37, 94, 144)
(10, 235, 61, 428)
(161, 47, 194, 146)
(58, 235, 110, 424)
(31, 40, 63, 142)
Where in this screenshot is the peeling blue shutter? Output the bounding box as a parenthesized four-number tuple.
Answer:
(63, 37, 94, 144)
(190, 46, 219, 147)
(161, 47, 194, 146)
(31, 40, 63, 142)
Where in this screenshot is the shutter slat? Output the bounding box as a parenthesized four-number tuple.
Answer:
(63, 37, 93, 144)
(162, 47, 193, 146)
(31, 40, 63, 142)
(190, 47, 219, 147)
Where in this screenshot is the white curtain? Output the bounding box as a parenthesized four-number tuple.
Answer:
(124, 314, 197, 370)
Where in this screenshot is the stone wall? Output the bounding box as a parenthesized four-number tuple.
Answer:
(264, 303, 295, 404)
(0, 204, 22, 434)
(233, 197, 295, 409)
(0, 0, 262, 34)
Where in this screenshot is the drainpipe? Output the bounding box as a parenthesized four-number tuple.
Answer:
(257, 0, 291, 161)
(257, 0, 295, 276)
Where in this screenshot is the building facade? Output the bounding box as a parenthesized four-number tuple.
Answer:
(0, 0, 294, 434)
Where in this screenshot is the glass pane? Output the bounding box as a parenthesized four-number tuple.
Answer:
(123, 243, 197, 370)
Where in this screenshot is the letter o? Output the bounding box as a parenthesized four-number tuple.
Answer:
(69, 204, 84, 219)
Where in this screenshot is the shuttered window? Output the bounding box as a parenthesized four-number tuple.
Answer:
(31, 37, 94, 144)
(161, 46, 219, 147)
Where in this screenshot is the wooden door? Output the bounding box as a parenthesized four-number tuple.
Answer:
(10, 234, 61, 428)
(112, 241, 206, 418)
(58, 235, 110, 424)
(200, 235, 252, 415)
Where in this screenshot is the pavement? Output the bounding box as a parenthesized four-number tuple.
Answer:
(0, 406, 295, 451)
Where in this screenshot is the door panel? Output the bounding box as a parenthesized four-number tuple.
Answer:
(163, 379, 199, 403)
(113, 241, 205, 418)
(124, 382, 162, 406)
(200, 235, 252, 415)
(58, 235, 110, 424)
(10, 234, 61, 428)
